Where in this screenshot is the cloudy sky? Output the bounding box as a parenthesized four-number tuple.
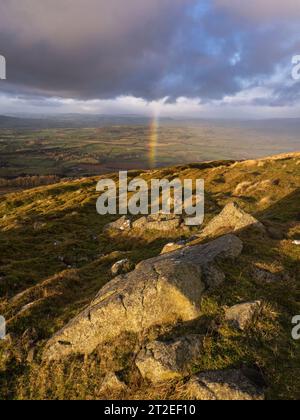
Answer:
(0, 0, 300, 118)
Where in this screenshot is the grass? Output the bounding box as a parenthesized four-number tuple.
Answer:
(0, 152, 299, 399)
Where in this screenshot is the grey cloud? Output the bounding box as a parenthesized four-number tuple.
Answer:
(0, 0, 300, 106)
(0, 0, 194, 99)
(215, 0, 300, 20)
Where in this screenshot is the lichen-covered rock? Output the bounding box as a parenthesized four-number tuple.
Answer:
(185, 369, 264, 400)
(111, 259, 132, 277)
(225, 301, 262, 331)
(198, 202, 265, 239)
(43, 234, 243, 361)
(136, 335, 203, 383)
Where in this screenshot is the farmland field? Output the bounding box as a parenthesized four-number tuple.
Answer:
(0, 120, 299, 186)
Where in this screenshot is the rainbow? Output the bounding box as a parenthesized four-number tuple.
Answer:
(148, 114, 159, 168)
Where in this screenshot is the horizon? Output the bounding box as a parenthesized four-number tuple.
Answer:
(2, 112, 300, 122)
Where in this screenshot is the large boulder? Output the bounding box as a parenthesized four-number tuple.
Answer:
(136, 335, 203, 383)
(184, 369, 264, 400)
(43, 234, 243, 361)
(198, 202, 265, 239)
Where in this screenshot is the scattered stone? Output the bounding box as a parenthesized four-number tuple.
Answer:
(99, 372, 127, 394)
(252, 267, 285, 284)
(225, 301, 262, 331)
(111, 259, 132, 277)
(293, 240, 300, 246)
(104, 216, 131, 232)
(136, 335, 203, 383)
(198, 202, 265, 239)
(44, 234, 243, 361)
(185, 369, 264, 400)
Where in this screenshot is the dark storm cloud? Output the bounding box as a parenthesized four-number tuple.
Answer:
(0, 0, 193, 99)
(0, 0, 300, 105)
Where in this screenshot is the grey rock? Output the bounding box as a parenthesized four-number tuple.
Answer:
(43, 234, 243, 361)
(132, 213, 184, 232)
(252, 267, 284, 284)
(225, 301, 262, 331)
(185, 369, 264, 400)
(198, 202, 265, 239)
(136, 335, 203, 383)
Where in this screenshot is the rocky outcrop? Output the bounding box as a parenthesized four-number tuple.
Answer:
(136, 335, 203, 383)
(104, 213, 190, 234)
(132, 213, 186, 232)
(184, 369, 264, 400)
(225, 301, 262, 331)
(198, 202, 265, 239)
(43, 234, 243, 361)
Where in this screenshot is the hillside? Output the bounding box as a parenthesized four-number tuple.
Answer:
(0, 153, 299, 400)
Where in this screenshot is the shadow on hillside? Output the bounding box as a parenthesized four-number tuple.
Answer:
(256, 188, 300, 222)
